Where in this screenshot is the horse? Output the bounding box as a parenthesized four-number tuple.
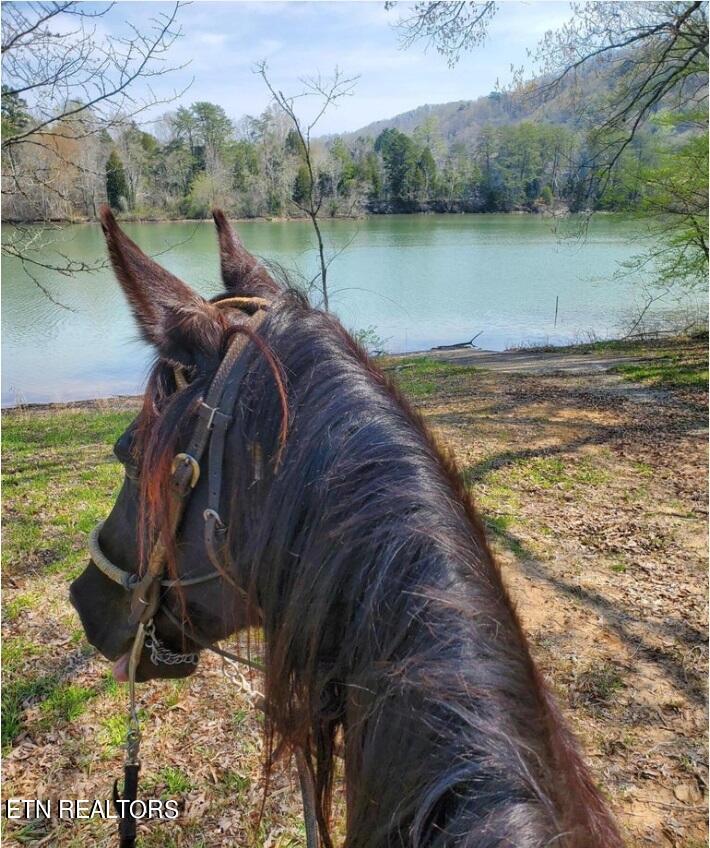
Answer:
(70, 206, 623, 848)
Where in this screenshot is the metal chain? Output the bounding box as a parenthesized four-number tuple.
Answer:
(145, 621, 199, 667)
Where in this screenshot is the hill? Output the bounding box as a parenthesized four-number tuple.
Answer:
(344, 88, 582, 146)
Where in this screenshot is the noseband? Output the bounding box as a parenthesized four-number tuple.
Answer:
(85, 296, 319, 848)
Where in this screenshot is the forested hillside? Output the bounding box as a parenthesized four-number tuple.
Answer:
(345, 84, 587, 145)
(1, 64, 703, 223)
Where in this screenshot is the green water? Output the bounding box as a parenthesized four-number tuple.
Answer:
(1, 214, 693, 405)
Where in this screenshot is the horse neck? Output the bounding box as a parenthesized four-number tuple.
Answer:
(232, 309, 621, 847)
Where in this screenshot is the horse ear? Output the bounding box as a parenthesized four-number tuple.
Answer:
(99, 206, 222, 364)
(212, 208, 278, 296)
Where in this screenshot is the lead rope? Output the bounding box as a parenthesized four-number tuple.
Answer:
(112, 621, 146, 848)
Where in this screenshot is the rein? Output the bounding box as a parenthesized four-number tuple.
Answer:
(88, 298, 320, 848)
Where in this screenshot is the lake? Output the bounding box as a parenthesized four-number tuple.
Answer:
(1, 214, 697, 405)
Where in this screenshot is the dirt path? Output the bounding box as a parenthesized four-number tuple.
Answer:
(423, 346, 654, 375)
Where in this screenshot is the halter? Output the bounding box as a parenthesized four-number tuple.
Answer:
(87, 297, 320, 848)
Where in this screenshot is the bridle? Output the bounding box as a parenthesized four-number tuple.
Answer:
(89, 295, 271, 655)
(89, 295, 270, 670)
(86, 296, 320, 848)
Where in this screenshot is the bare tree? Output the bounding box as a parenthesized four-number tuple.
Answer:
(256, 62, 358, 311)
(388, 1, 708, 295)
(2, 1, 189, 298)
(531, 2, 708, 181)
(385, 1, 497, 68)
(387, 1, 707, 175)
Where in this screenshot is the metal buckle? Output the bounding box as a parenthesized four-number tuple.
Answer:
(203, 508, 225, 529)
(171, 453, 200, 488)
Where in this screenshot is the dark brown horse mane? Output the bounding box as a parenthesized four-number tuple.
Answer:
(134, 286, 623, 848)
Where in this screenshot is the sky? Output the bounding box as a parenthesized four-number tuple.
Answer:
(63, 0, 574, 134)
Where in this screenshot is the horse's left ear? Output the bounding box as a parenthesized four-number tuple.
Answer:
(212, 208, 279, 296)
(100, 206, 223, 365)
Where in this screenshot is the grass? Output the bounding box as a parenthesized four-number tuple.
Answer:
(158, 765, 193, 795)
(473, 478, 521, 513)
(484, 514, 514, 534)
(99, 713, 129, 752)
(101, 670, 121, 697)
(614, 358, 708, 389)
(220, 769, 250, 795)
(384, 357, 476, 397)
(2, 408, 136, 454)
(2, 591, 39, 622)
(2, 628, 108, 748)
(2, 408, 134, 581)
(632, 461, 655, 478)
(3, 635, 42, 673)
(573, 662, 626, 709)
(163, 679, 188, 708)
(40, 683, 94, 724)
(232, 707, 249, 727)
(484, 515, 528, 559)
(2, 637, 49, 747)
(509, 455, 609, 491)
(2, 673, 60, 751)
(510, 330, 708, 357)
(6, 818, 52, 844)
(1, 410, 130, 749)
(98, 706, 146, 755)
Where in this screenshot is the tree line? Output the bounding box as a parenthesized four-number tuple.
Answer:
(2, 92, 680, 223)
(2, 1, 706, 304)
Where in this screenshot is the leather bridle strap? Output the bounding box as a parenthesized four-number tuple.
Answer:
(215, 295, 270, 312)
(128, 315, 266, 628)
(187, 307, 266, 458)
(89, 522, 223, 589)
(202, 323, 261, 576)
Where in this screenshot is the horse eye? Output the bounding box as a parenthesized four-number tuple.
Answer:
(113, 422, 139, 468)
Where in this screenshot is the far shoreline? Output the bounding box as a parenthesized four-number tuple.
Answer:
(3, 333, 705, 412)
(2, 207, 627, 228)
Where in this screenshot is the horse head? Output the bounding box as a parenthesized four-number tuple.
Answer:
(70, 207, 281, 682)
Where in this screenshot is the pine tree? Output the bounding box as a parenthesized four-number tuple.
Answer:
(292, 163, 312, 206)
(106, 150, 129, 211)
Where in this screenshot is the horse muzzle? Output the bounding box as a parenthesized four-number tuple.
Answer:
(70, 561, 136, 661)
(70, 561, 201, 681)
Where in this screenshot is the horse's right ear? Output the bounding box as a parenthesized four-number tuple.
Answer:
(212, 208, 279, 296)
